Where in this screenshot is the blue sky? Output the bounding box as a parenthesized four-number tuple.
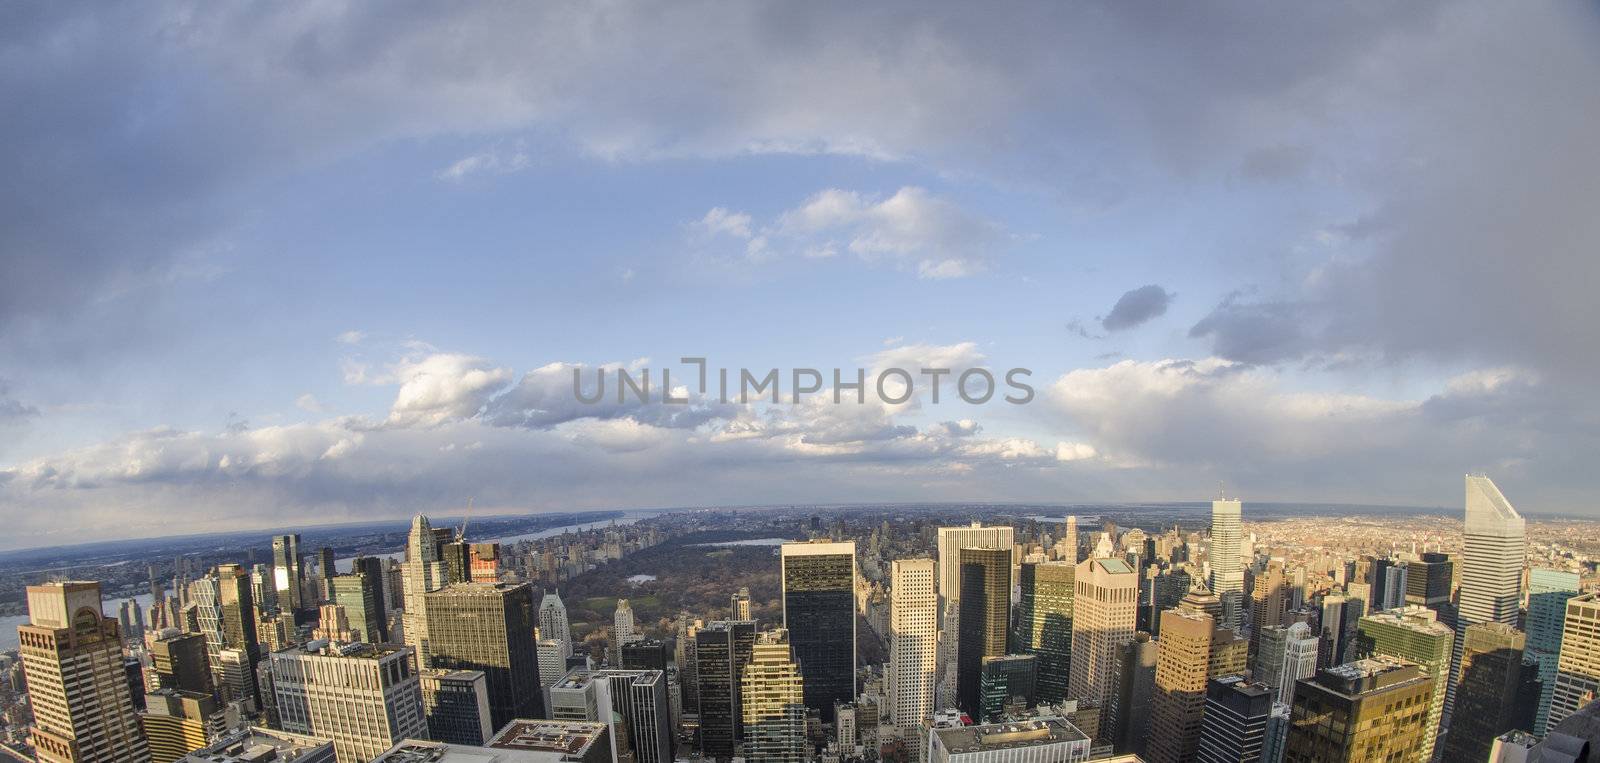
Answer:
(2, 2, 1598, 548)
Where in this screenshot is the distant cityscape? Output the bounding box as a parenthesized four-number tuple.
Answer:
(1, 475, 1598, 762)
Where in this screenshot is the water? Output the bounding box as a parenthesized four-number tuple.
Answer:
(627, 574, 657, 584)
(695, 537, 793, 547)
(2, 510, 663, 652)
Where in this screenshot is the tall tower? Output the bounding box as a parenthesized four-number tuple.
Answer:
(1254, 622, 1318, 704)
(215, 563, 261, 708)
(1284, 658, 1435, 762)
(539, 589, 573, 657)
(780, 541, 857, 722)
(614, 598, 640, 650)
(1064, 516, 1080, 563)
(695, 619, 757, 762)
(1442, 623, 1536, 762)
(1067, 557, 1139, 739)
(742, 629, 807, 763)
(1014, 561, 1074, 703)
(1352, 605, 1453, 762)
(731, 587, 753, 622)
(19, 582, 151, 763)
(1450, 475, 1526, 724)
(1195, 676, 1273, 763)
(1548, 592, 1600, 730)
(1145, 608, 1248, 763)
(1209, 496, 1244, 631)
(955, 547, 1010, 720)
(402, 514, 448, 667)
(1526, 568, 1580, 735)
(271, 534, 304, 615)
(889, 558, 936, 761)
(423, 581, 545, 730)
(271, 642, 425, 762)
(935, 524, 1014, 708)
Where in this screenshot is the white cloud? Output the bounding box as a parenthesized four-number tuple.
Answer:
(386, 353, 514, 428)
(436, 142, 532, 182)
(294, 393, 326, 413)
(335, 330, 367, 345)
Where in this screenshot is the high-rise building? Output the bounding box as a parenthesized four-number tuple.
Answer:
(547, 668, 675, 763)
(1014, 560, 1074, 703)
(141, 689, 222, 761)
(469, 542, 502, 583)
(935, 524, 1014, 708)
(1450, 475, 1526, 725)
(695, 619, 757, 762)
(780, 541, 857, 722)
(1195, 676, 1272, 763)
(352, 556, 390, 632)
(540, 589, 574, 657)
(423, 582, 545, 730)
(1353, 605, 1452, 762)
(1548, 592, 1600, 731)
(150, 630, 215, 697)
(401, 515, 449, 668)
(621, 638, 670, 671)
(741, 630, 807, 763)
(1442, 622, 1537, 762)
(1068, 557, 1139, 739)
(1145, 609, 1248, 763)
(1526, 568, 1580, 736)
(271, 642, 426, 763)
(977, 654, 1036, 722)
(19, 581, 152, 763)
(613, 598, 640, 654)
(1249, 560, 1288, 652)
(956, 547, 1010, 720)
(419, 669, 492, 745)
(1210, 497, 1245, 631)
(730, 587, 752, 622)
(927, 716, 1091, 763)
(328, 573, 385, 644)
(215, 563, 262, 708)
(889, 558, 936, 762)
(1403, 552, 1453, 613)
(1255, 622, 1319, 705)
(1284, 658, 1435, 763)
(1108, 631, 1157, 756)
(272, 534, 305, 616)
(317, 547, 337, 602)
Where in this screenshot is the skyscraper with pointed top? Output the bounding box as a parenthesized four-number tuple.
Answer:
(1447, 474, 1525, 726)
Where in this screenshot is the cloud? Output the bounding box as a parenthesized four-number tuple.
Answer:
(0, 380, 40, 425)
(294, 393, 327, 414)
(1101, 285, 1175, 332)
(335, 330, 367, 345)
(436, 141, 533, 182)
(385, 353, 514, 428)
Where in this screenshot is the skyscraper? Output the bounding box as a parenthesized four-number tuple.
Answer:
(1526, 568, 1580, 735)
(539, 589, 574, 657)
(1067, 557, 1138, 739)
(547, 669, 675, 763)
(730, 587, 752, 622)
(614, 598, 640, 652)
(1255, 621, 1318, 705)
(1450, 475, 1526, 724)
(1249, 560, 1288, 652)
(695, 619, 757, 762)
(419, 669, 492, 745)
(935, 524, 1013, 708)
(1145, 608, 1247, 763)
(956, 547, 1010, 720)
(1442, 622, 1537, 762)
(889, 558, 936, 761)
(215, 562, 261, 708)
(1284, 658, 1434, 763)
(977, 654, 1036, 723)
(1353, 605, 1452, 762)
(780, 540, 857, 722)
(271, 642, 425, 763)
(329, 572, 385, 644)
(423, 581, 545, 730)
(1548, 592, 1600, 731)
(140, 690, 221, 761)
(401, 515, 449, 668)
(1108, 630, 1157, 757)
(742, 630, 807, 763)
(1210, 497, 1245, 631)
(272, 534, 305, 616)
(1014, 560, 1074, 703)
(1196, 675, 1273, 763)
(19, 582, 152, 763)
(149, 630, 214, 697)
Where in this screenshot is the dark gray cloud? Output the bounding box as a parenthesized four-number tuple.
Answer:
(1101, 285, 1174, 332)
(0, 380, 39, 424)
(1188, 296, 1309, 366)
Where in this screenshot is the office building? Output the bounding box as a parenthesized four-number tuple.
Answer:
(401, 515, 450, 668)
(1146, 608, 1247, 763)
(271, 641, 426, 763)
(1443, 622, 1537, 762)
(19, 581, 152, 763)
(273, 534, 306, 616)
(694, 619, 757, 761)
(978, 654, 1037, 723)
(1352, 605, 1452, 762)
(313, 603, 355, 642)
(540, 590, 574, 657)
(730, 587, 752, 622)
(927, 716, 1091, 763)
(1107, 631, 1157, 756)
(1195, 676, 1272, 763)
(889, 558, 937, 763)
(1067, 558, 1139, 738)
(1249, 561, 1288, 652)
(1014, 561, 1074, 703)
(1255, 622, 1318, 704)
(1404, 553, 1453, 612)
(424, 582, 545, 730)
(1210, 497, 1245, 631)
(150, 629, 215, 697)
(1451, 475, 1527, 724)
(741, 630, 807, 763)
(547, 669, 674, 763)
(1284, 658, 1434, 763)
(621, 638, 669, 671)
(420, 669, 492, 745)
(330, 572, 386, 644)
(180, 728, 336, 762)
(780, 541, 857, 721)
(482, 719, 611, 761)
(957, 547, 1011, 719)
(1548, 592, 1600, 731)
(613, 599, 640, 652)
(215, 562, 262, 708)
(936, 524, 1014, 708)
(1527, 568, 1581, 735)
(141, 689, 222, 761)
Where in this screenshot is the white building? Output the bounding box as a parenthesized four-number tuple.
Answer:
(1450, 475, 1527, 723)
(927, 717, 1091, 763)
(1209, 497, 1244, 631)
(271, 641, 426, 763)
(540, 590, 573, 658)
(890, 558, 938, 762)
(1066, 558, 1137, 738)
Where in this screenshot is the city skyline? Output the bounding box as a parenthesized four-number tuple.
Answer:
(4, 3, 1600, 549)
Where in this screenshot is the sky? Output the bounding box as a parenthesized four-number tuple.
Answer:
(2, 2, 1599, 550)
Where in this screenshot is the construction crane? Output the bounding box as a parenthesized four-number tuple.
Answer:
(458, 497, 474, 542)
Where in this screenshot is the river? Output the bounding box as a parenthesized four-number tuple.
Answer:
(1, 509, 662, 653)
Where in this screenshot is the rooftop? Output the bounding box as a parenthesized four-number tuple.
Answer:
(182, 728, 334, 762)
(932, 717, 1088, 754)
(373, 741, 564, 762)
(487, 719, 606, 755)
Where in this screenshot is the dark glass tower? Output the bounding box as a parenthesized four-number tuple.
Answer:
(695, 619, 757, 762)
(780, 541, 856, 722)
(271, 534, 304, 616)
(956, 547, 1010, 720)
(1015, 561, 1074, 702)
(423, 581, 545, 730)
